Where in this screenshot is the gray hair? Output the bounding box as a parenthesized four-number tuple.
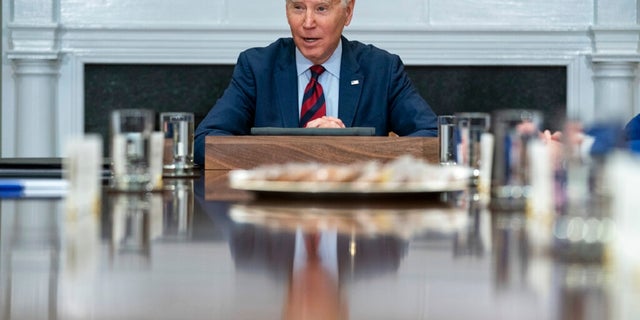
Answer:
(286, 0, 351, 7)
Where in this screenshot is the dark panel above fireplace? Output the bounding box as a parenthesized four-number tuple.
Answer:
(407, 65, 566, 130)
(85, 64, 566, 155)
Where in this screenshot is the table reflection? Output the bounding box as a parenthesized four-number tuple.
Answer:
(161, 179, 194, 241)
(1, 200, 61, 319)
(0, 176, 627, 319)
(452, 190, 491, 257)
(226, 198, 467, 320)
(109, 193, 159, 266)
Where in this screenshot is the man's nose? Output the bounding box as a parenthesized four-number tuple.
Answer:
(302, 10, 316, 28)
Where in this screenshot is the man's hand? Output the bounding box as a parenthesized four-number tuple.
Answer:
(539, 129, 565, 170)
(305, 116, 346, 128)
(540, 129, 563, 142)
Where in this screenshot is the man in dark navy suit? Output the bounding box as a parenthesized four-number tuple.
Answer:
(194, 0, 438, 165)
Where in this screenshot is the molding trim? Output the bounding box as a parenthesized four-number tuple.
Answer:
(590, 25, 640, 56)
(56, 27, 594, 66)
(8, 22, 60, 53)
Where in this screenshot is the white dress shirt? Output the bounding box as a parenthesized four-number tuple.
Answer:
(295, 40, 342, 119)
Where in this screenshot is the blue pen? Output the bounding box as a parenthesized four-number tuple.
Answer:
(0, 180, 24, 191)
(0, 179, 69, 198)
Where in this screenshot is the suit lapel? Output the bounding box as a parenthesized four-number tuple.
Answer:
(275, 42, 300, 127)
(338, 38, 363, 128)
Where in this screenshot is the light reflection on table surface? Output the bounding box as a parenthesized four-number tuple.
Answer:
(0, 175, 620, 320)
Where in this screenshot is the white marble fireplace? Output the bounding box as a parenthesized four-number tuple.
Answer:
(2, 0, 640, 157)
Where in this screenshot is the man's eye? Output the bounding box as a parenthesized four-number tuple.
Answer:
(317, 6, 328, 12)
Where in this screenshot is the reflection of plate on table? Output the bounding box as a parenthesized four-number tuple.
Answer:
(229, 201, 468, 238)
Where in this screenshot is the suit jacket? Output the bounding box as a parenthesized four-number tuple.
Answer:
(194, 36, 438, 165)
(625, 113, 640, 152)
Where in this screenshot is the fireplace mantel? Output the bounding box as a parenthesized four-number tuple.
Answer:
(3, 0, 640, 157)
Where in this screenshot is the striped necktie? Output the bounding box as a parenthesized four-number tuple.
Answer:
(299, 65, 326, 127)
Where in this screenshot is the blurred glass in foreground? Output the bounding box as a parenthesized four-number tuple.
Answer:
(491, 109, 543, 206)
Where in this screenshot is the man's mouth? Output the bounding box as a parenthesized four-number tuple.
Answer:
(303, 37, 320, 43)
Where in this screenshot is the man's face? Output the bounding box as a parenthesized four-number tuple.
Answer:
(286, 0, 354, 65)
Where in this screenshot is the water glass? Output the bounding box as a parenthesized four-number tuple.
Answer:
(110, 109, 155, 191)
(64, 134, 103, 213)
(491, 109, 543, 199)
(438, 115, 457, 165)
(160, 112, 195, 174)
(455, 112, 491, 183)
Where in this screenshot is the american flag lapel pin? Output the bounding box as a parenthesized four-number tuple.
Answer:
(351, 80, 360, 85)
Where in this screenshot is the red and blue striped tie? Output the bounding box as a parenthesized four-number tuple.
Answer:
(299, 65, 326, 127)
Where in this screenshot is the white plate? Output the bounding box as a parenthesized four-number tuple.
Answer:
(228, 168, 470, 195)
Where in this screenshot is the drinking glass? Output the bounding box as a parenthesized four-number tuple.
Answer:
(455, 112, 491, 185)
(160, 112, 195, 174)
(491, 109, 543, 199)
(110, 109, 155, 191)
(438, 115, 457, 165)
(64, 134, 103, 212)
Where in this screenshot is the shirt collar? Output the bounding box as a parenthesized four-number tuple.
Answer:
(295, 39, 342, 79)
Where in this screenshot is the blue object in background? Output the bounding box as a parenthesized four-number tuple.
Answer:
(0, 179, 68, 198)
(586, 122, 627, 156)
(624, 113, 640, 153)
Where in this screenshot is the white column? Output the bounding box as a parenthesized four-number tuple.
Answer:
(591, 59, 638, 123)
(590, 0, 640, 124)
(10, 57, 59, 156)
(6, 0, 60, 157)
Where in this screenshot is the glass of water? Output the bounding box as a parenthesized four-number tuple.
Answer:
(455, 112, 491, 185)
(438, 115, 457, 165)
(110, 109, 155, 191)
(491, 109, 543, 200)
(160, 112, 195, 175)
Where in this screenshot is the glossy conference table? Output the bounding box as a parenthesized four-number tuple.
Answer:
(0, 173, 615, 320)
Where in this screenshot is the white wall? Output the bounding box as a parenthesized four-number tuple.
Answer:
(2, 0, 640, 157)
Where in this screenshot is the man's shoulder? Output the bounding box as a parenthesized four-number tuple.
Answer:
(342, 39, 400, 69)
(342, 38, 399, 63)
(625, 113, 640, 140)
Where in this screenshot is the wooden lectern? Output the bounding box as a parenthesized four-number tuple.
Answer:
(203, 135, 439, 200)
(204, 135, 439, 170)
